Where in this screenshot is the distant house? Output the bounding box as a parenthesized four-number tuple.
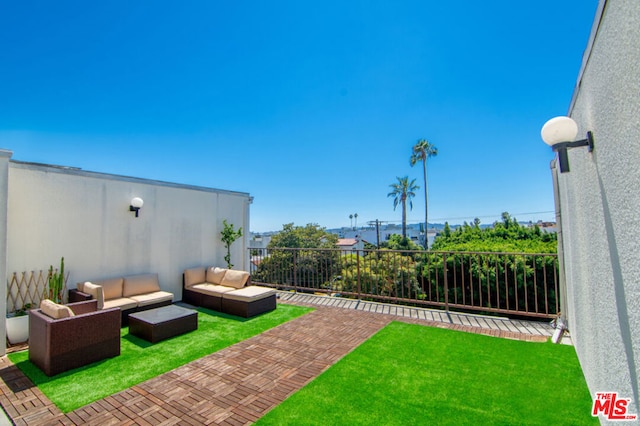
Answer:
(337, 238, 363, 251)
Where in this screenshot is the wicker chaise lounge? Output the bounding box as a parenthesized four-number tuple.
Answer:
(29, 299, 121, 376)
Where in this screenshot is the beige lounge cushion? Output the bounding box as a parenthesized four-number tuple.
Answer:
(222, 286, 276, 302)
(95, 277, 124, 300)
(189, 283, 237, 297)
(206, 267, 227, 285)
(103, 297, 138, 311)
(129, 291, 174, 307)
(40, 299, 76, 319)
(220, 269, 250, 289)
(123, 274, 160, 297)
(76, 282, 85, 293)
(83, 282, 105, 309)
(184, 267, 206, 287)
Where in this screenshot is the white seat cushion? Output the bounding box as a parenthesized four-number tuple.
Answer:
(129, 291, 174, 307)
(222, 286, 276, 302)
(190, 283, 237, 297)
(103, 297, 138, 311)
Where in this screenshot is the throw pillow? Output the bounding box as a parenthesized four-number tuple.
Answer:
(40, 299, 75, 319)
(83, 282, 105, 309)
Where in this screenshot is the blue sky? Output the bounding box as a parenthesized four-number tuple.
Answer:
(0, 1, 598, 232)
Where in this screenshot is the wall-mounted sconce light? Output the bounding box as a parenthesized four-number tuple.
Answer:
(541, 116, 594, 173)
(129, 197, 144, 217)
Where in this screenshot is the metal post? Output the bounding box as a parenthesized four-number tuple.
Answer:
(293, 249, 298, 292)
(356, 249, 361, 299)
(443, 252, 449, 312)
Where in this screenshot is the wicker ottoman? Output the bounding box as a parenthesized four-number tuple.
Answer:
(221, 286, 277, 318)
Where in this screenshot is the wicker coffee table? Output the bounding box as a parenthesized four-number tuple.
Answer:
(129, 305, 198, 343)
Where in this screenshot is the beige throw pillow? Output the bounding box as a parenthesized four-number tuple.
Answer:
(83, 282, 105, 309)
(40, 299, 75, 319)
(95, 277, 124, 300)
(184, 267, 206, 287)
(123, 274, 160, 297)
(206, 267, 227, 285)
(220, 269, 250, 289)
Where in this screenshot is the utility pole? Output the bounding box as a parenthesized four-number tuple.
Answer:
(367, 220, 385, 249)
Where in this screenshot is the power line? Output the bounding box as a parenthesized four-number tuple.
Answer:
(373, 210, 555, 224)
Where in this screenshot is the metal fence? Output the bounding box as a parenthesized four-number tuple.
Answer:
(249, 247, 559, 319)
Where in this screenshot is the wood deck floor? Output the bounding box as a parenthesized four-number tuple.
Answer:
(0, 293, 559, 425)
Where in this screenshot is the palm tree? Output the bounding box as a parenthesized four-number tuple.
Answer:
(410, 139, 438, 245)
(349, 214, 353, 228)
(387, 176, 419, 239)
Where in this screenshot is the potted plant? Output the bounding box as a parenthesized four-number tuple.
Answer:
(6, 303, 32, 344)
(221, 220, 243, 269)
(47, 257, 65, 304)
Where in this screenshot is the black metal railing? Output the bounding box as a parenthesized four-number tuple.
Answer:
(249, 247, 559, 319)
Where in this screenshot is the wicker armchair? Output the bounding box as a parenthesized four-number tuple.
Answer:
(28, 299, 121, 376)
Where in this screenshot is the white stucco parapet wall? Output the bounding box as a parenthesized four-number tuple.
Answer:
(557, 0, 640, 421)
(0, 149, 13, 356)
(4, 159, 251, 328)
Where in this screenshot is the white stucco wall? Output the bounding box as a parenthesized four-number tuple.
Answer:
(5, 161, 251, 306)
(0, 150, 12, 355)
(557, 0, 640, 421)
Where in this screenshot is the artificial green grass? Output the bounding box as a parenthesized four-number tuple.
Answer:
(257, 321, 596, 425)
(8, 304, 312, 413)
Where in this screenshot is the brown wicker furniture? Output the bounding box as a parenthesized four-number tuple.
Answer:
(128, 305, 198, 343)
(221, 286, 277, 318)
(182, 267, 277, 318)
(69, 273, 173, 325)
(28, 299, 121, 376)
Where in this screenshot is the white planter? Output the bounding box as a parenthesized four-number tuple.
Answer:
(6, 315, 29, 344)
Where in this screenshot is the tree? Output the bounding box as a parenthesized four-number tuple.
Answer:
(387, 176, 419, 239)
(252, 223, 340, 290)
(268, 223, 338, 248)
(380, 234, 423, 251)
(221, 220, 243, 269)
(410, 139, 438, 245)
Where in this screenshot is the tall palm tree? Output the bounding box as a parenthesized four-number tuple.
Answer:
(387, 176, 419, 239)
(410, 139, 438, 245)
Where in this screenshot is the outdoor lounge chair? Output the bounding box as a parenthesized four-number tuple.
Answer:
(28, 299, 121, 376)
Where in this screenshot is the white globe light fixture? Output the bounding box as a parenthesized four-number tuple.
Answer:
(541, 116, 594, 173)
(130, 197, 144, 217)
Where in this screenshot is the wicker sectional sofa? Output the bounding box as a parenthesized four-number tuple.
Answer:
(69, 273, 174, 324)
(182, 267, 276, 317)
